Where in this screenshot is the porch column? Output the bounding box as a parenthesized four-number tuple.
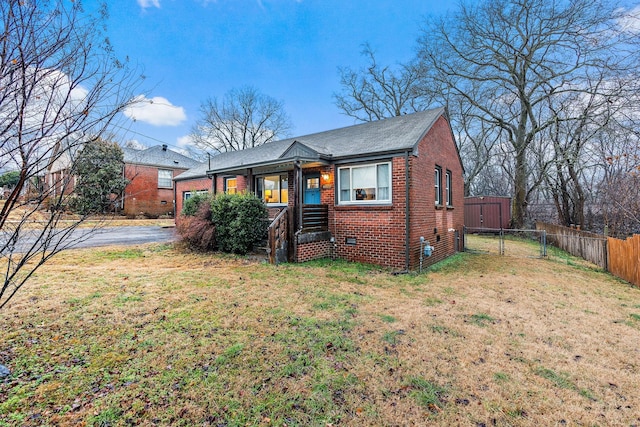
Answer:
(247, 168, 253, 193)
(294, 160, 302, 231)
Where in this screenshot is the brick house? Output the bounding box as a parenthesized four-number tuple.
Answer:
(121, 145, 202, 218)
(47, 142, 202, 217)
(175, 108, 464, 271)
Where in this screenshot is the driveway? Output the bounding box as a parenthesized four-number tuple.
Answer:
(70, 225, 176, 249)
(4, 225, 177, 253)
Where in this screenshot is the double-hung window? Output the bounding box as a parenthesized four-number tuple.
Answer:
(256, 174, 288, 204)
(158, 169, 173, 188)
(435, 166, 442, 206)
(338, 162, 391, 204)
(225, 177, 237, 194)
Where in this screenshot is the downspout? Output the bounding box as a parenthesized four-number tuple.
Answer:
(404, 150, 411, 271)
(173, 179, 177, 219)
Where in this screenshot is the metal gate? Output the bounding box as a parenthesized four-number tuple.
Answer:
(464, 228, 547, 258)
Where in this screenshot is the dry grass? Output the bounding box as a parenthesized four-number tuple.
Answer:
(1, 236, 639, 426)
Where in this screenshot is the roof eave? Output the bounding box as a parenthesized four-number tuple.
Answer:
(207, 156, 330, 176)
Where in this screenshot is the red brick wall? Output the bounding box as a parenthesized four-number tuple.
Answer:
(296, 239, 332, 263)
(408, 115, 465, 269)
(319, 116, 464, 271)
(327, 157, 408, 269)
(123, 164, 191, 218)
(174, 177, 213, 219)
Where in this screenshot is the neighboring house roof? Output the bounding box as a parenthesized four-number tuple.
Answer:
(204, 107, 448, 175)
(122, 145, 201, 170)
(47, 136, 82, 174)
(173, 162, 210, 182)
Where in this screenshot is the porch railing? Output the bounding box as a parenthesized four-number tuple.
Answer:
(267, 207, 288, 264)
(301, 204, 328, 232)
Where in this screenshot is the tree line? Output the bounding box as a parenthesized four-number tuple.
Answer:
(332, 0, 640, 235)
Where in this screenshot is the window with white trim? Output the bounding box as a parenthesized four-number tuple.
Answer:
(445, 170, 453, 206)
(256, 174, 288, 204)
(225, 177, 237, 194)
(435, 166, 442, 205)
(183, 190, 209, 201)
(158, 169, 173, 188)
(338, 162, 391, 204)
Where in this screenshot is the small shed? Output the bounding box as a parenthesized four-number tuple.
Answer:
(464, 196, 511, 230)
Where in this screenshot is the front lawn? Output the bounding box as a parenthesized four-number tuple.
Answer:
(1, 238, 639, 426)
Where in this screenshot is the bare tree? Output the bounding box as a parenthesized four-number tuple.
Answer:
(594, 125, 640, 236)
(190, 86, 292, 154)
(417, 0, 640, 228)
(0, 0, 140, 309)
(334, 44, 430, 121)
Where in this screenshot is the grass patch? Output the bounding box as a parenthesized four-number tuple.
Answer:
(424, 297, 443, 306)
(0, 236, 636, 426)
(468, 312, 495, 327)
(493, 372, 510, 383)
(534, 366, 596, 401)
(425, 252, 468, 273)
(381, 330, 404, 345)
(96, 248, 145, 260)
(407, 377, 447, 411)
(380, 314, 396, 323)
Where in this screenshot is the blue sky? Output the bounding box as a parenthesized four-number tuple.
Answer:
(101, 0, 455, 153)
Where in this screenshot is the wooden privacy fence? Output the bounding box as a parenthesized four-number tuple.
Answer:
(537, 222, 640, 287)
(608, 235, 640, 288)
(536, 222, 608, 269)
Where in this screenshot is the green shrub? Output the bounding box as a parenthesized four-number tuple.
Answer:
(182, 192, 211, 216)
(210, 192, 268, 254)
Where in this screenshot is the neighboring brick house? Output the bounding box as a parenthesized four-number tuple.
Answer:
(121, 145, 202, 218)
(46, 137, 80, 198)
(46, 142, 202, 217)
(175, 108, 464, 271)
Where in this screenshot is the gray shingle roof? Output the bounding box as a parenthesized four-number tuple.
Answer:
(122, 145, 201, 170)
(205, 108, 446, 174)
(173, 162, 210, 181)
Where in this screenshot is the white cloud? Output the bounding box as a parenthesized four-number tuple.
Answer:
(123, 95, 187, 126)
(617, 5, 640, 34)
(177, 135, 195, 148)
(138, 0, 160, 9)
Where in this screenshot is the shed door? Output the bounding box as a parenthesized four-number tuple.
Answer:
(303, 173, 320, 204)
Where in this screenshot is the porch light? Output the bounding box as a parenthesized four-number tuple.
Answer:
(321, 172, 330, 183)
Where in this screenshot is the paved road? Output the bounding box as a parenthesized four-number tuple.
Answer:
(70, 225, 176, 249)
(5, 225, 177, 253)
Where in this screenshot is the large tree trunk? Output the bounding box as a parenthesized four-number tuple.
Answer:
(512, 148, 528, 229)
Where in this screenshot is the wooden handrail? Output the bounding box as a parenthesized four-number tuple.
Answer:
(267, 207, 288, 264)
